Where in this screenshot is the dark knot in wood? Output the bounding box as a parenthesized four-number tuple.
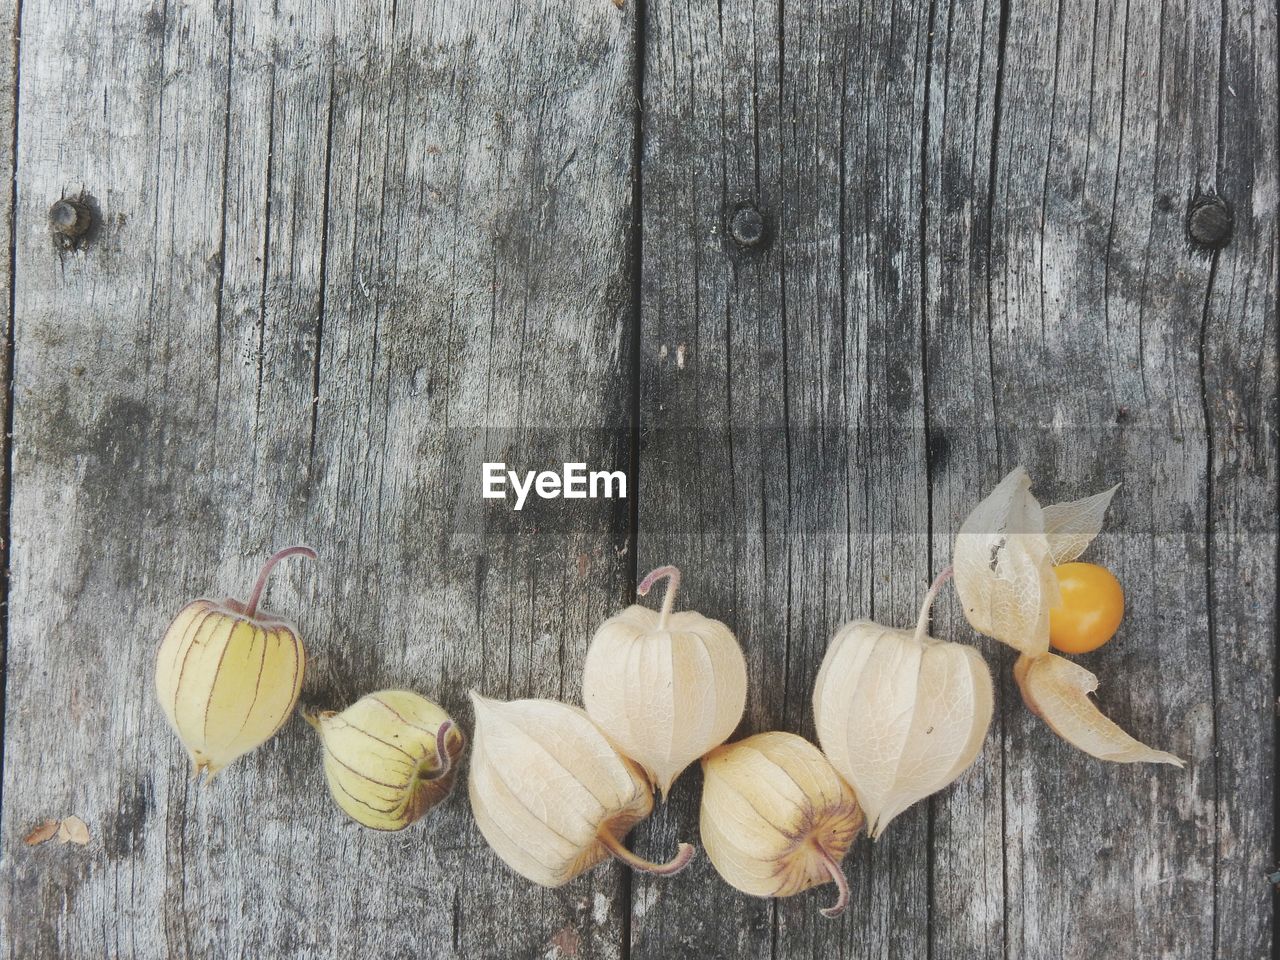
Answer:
(730, 205, 767, 248)
(49, 199, 92, 239)
(1187, 196, 1232, 249)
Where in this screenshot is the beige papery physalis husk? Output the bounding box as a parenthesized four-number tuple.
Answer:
(467, 693, 694, 887)
(700, 732, 864, 918)
(954, 467, 1182, 767)
(813, 570, 994, 839)
(583, 565, 747, 798)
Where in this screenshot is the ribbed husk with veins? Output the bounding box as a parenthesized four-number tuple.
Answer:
(583, 565, 747, 799)
(812, 568, 995, 839)
(306, 690, 467, 831)
(701, 732, 863, 918)
(468, 693, 694, 888)
(155, 546, 315, 780)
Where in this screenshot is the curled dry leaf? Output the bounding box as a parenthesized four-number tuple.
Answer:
(58, 816, 91, 845)
(23, 820, 60, 846)
(1014, 653, 1183, 766)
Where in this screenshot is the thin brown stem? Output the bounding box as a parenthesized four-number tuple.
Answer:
(637, 564, 681, 630)
(422, 721, 455, 781)
(814, 842, 850, 919)
(912, 565, 954, 644)
(244, 545, 317, 618)
(597, 829, 694, 876)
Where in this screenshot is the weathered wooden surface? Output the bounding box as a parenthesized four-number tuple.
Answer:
(0, 0, 15, 783)
(0, 1, 637, 958)
(0, 1, 1276, 959)
(634, 2, 934, 956)
(634, 1, 1276, 958)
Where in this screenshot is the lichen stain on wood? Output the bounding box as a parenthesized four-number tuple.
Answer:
(550, 925, 582, 956)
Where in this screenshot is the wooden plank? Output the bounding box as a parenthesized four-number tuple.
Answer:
(290, 2, 636, 956)
(945, 0, 1276, 957)
(0, 0, 15, 836)
(1204, 2, 1277, 955)
(634, 1, 934, 957)
(640, 2, 1276, 960)
(1, 3, 235, 955)
(920, 2, 1008, 958)
(0, 2, 638, 958)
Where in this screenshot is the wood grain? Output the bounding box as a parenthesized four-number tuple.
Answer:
(634, 1, 933, 957)
(983, 1, 1274, 958)
(0, 0, 1275, 957)
(921, 1, 1006, 957)
(0, 0, 16, 808)
(1204, 2, 1277, 956)
(0, 0, 16, 829)
(0, 1, 637, 958)
(637, 0, 1276, 958)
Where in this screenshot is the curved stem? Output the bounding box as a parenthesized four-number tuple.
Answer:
(244, 545, 317, 618)
(422, 721, 455, 781)
(637, 565, 681, 630)
(911, 565, 954, 645)
(814, 842, 850, 919)
(597, 829, 694, 877)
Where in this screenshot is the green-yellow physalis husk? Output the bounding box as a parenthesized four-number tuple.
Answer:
(813, 570, 994, 839)
(154, 546, 315, 780)
(305, 690, 466, 831)
(583, 565, 747, 798)
(700, 732, 864, 919)
(467, 693, 695, 887)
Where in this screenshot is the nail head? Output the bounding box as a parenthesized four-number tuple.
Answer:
(730, 205, 766, 248)
(1188, 196, 1232, 249)
(50, 199, 91, 238)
